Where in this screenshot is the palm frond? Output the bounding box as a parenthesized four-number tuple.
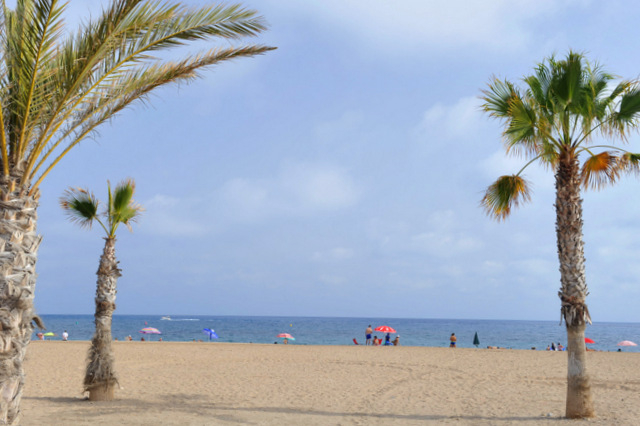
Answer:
(504, 95, 538, 157)
(550, 51, 585, 113)
(606, 85, 640, 138)
(29, 44, 274, 189)
(615, 152, 640, 176)
(111, 179, 134, 216)
(59, 187, 99, 228)
(481, 175, 532, 221)
(110, 178, 142, 233)
(580, 151, 620, 190)
(481, 77, 518, 119)
(0, 1, 274, 191)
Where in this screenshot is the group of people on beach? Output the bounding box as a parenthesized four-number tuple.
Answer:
(364, 325, 399, 346)
(547, 342, 565, 351)
(35, 330, 69, 341)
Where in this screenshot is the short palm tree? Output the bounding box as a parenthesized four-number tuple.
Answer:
(0, 0, 273, 422)
(60, 179, 142, 401)
(481, 51, 640, 418)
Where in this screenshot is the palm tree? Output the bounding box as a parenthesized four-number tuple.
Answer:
(60, 179, 142, 401)
(0, 0, 273, 422)
(481, 51, 640, 418)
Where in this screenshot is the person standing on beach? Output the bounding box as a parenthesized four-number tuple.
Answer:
(450, 333, 457, 348)
(62, 330, 68, 341)
(365, 325, 373, 345)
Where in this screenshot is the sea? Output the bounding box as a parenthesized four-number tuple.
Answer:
(32, 315, 640, 352)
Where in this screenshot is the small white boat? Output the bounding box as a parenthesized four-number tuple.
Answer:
(161, 316, 171, 321)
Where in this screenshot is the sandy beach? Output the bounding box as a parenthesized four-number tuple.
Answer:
(20, 341, 640, 425)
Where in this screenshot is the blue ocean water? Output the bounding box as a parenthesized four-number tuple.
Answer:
(32, 315, 640, 352)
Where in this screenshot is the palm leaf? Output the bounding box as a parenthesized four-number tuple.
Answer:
(0, 1, 274, 191)
(482, 175, 532, 221)
(607, 85, 640, 138)
(109, 179, 142, 234)
(504, 96, 538, 156)
(29, 44, 274, 189)
(481, 78, 518, 119)
(615, 152, 640, 176)
(59, 187, 99, 228)
(580, 151, 619, 189)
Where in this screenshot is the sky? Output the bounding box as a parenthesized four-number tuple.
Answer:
(30, 0, 640, 322)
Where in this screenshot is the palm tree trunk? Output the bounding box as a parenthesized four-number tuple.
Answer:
(84, 236, 120, 401)
(555, 150, 594, 418)
(0, 185, 42, 425)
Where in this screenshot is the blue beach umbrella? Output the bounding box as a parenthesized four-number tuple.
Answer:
(203, 328, 218, 340)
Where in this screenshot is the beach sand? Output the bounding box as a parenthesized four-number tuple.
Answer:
(21, 341, 640, 425)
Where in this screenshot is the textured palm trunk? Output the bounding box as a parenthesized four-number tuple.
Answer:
(84, 236, 120, 401)
(555, 150, 594, 418)
(0, 183, 42, 425)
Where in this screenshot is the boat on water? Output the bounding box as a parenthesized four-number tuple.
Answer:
(161, 316, 171, 320)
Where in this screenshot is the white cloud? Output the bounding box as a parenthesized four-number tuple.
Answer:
(216, 162, 360, 223)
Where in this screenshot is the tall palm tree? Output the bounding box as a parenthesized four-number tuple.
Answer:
(60, 179, 142, 401)
(0, 0, 273, 422)
(481, 51, 640, 418)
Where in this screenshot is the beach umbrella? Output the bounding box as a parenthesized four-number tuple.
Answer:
(473, 332, 480, 347)
(617, 340, 637, 346)
(584, 338, 595, 344)
(139, 327, 161, 340)
(203, 328, 218, 340)
(43, 332, 56, 337)
(374, 326, 396, 333)
(277, 333, 295, 341)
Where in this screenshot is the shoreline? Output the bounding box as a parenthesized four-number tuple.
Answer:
(22, 341, 640, 425)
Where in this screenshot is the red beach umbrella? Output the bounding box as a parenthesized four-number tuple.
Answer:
(277, 333, 295, 341)
(374, 326, 396, 333)
(584, 338, 595, 344)
(277, 333, 293, 339)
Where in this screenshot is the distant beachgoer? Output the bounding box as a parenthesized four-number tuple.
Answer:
(392, 335, 399, 346)
(384, 333, 391, 345)
(114, 338, 118, 342)
(127, 335, 133, 341)
(140, 337, 145, 341)
(365, 325, 373, 346)
(450, 333, 457, 348)
(373, 335, 380, 346)
(159, 338, 163, 342)
(36, 332, 44, 341)
(557, 343, 564, 351)
(283, 338, 289, 345)
(551, 342, 556, 351)
(62, 330, 68, 341)
(546, 345, 550, 351)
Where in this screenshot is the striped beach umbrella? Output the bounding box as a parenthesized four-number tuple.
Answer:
(139, 327, 161, 340)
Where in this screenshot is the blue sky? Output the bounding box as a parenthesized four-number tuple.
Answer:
(32, 0, 640, 321)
